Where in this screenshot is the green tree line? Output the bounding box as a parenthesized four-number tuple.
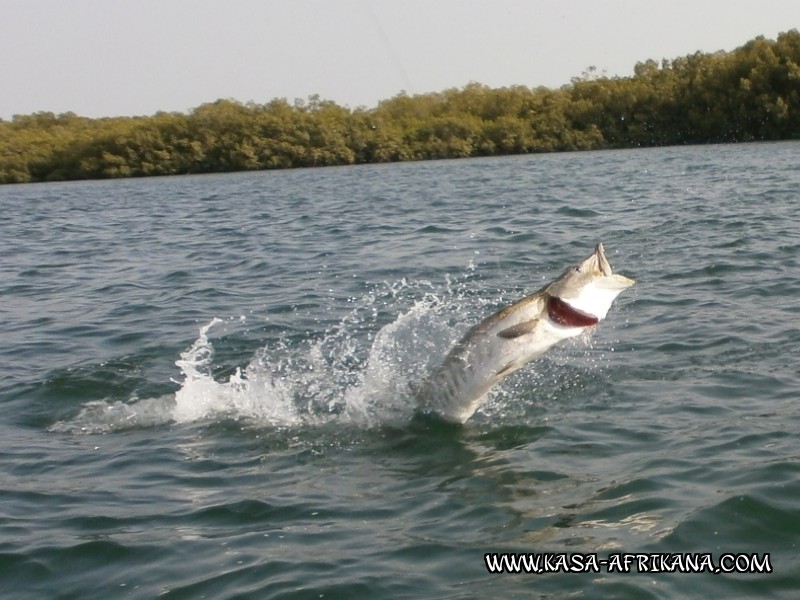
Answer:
(2, 30, 799, 184)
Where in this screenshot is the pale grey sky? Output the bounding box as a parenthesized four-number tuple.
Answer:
(1, 0, 798, 119)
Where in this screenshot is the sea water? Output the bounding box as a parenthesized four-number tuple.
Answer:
(1, 142, 799, 598)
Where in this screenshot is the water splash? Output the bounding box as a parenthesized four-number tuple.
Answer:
(167, 289, 457, 429)
(48, 280, 461, 433)
(49, 277, 616, 434)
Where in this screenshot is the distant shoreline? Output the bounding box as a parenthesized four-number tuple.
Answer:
(2, 30, 798, 185)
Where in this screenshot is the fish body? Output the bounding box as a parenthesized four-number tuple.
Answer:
(416, 243, 634, 423)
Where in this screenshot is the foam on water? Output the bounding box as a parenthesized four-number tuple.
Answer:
(168, 285, 472, 429)
(48, 281, 461, 433)
(49, 276, 613, 435)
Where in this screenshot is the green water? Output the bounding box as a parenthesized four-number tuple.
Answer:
(1, 143, 799, 598)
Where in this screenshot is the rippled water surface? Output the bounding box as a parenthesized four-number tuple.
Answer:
(2, 143, 799, 598)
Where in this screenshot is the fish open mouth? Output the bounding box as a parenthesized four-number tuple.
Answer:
(547, 296, 600, 327)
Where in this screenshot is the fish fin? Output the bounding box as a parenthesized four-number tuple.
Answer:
(495, 362, 519, 377)
(497, 319, 539, 339)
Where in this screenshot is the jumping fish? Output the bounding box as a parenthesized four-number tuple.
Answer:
(416, 243, 634, 423)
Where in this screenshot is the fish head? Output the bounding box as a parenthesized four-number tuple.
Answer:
(545, 243, 634, 324)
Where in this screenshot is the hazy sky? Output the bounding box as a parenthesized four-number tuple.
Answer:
(2, 0, 799, 119)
